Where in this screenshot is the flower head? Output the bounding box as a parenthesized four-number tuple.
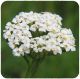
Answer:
(3, 11, 76, 56)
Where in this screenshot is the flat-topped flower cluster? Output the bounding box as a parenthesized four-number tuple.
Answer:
(3, 11, 76, 56)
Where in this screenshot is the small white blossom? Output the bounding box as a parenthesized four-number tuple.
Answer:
(12, 48, 20, 56)
(8, 42, 15, 49)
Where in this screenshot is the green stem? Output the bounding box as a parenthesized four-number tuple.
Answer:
(26, 58, 41, 78)
(31, 58, 41, 77)
(23, 53, 46, 78)
(23, 55, 29, 65)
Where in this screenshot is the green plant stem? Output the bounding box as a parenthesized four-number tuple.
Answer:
(23, 53, 46, 78)
(26, 58, 40, 77)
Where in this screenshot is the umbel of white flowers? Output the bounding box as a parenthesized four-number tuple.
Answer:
(3, 11, 76, 56)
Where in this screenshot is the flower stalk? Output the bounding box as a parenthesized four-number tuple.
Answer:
(23, 53, 45, 78)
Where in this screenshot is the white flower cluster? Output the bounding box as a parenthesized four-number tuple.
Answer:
(3, 11, 76, 56)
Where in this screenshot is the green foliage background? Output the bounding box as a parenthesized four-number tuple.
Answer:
(1, 1, 79, 78)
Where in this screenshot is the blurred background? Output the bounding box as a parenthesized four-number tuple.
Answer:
(1, 1, 79, 78)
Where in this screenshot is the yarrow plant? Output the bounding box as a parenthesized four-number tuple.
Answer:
(3, 11, 76, 77)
